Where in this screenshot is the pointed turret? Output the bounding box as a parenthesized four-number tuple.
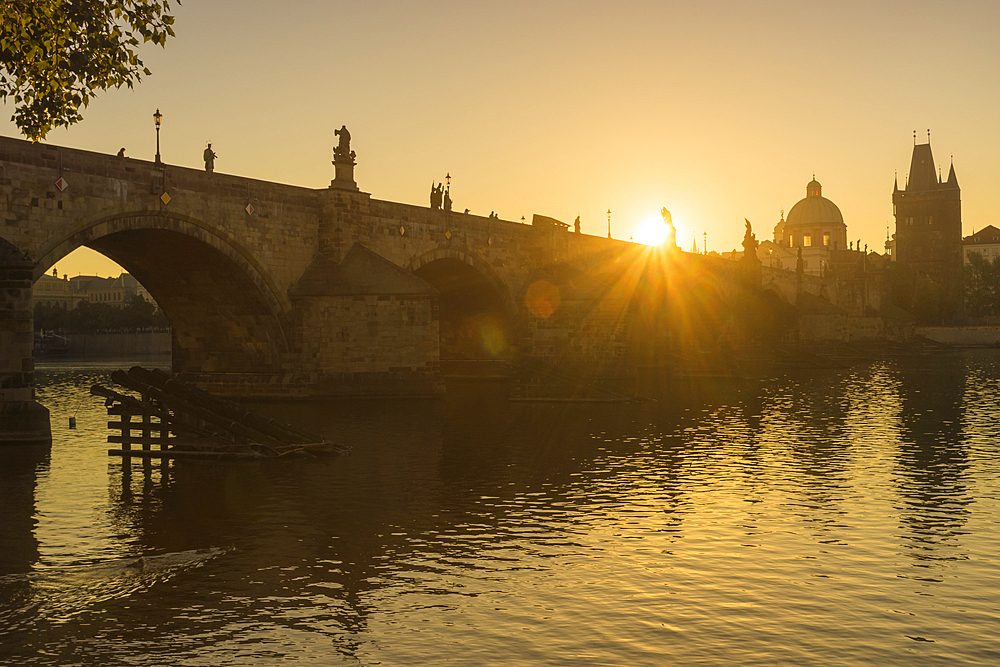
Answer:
(946, 162, 959, 189)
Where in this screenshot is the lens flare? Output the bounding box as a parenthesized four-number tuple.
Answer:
(525, 280, 560, 319)
(480, 322, 508, 357)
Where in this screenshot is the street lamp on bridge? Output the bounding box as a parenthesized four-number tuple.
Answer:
(153, 109, 162, 165)
(607, 210, 611, 239)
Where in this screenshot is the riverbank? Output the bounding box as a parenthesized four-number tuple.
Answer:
(36, 331, 171, 358)
(916, 325, 1000, 348)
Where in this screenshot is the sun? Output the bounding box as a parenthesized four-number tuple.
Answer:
(634, 215, 669, 246)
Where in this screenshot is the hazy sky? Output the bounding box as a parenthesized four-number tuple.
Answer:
(6, 0, 1000, 277)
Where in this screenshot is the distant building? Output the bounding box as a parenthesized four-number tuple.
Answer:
(771, 177, 850, 275)
(892, 141, 962, 288)
(755, 239, 797, 270)
(33, 270, 87, 309)
(35, 271, 158, 310)
(963, 224, 1000, 264)
(69, 273, 140, 307)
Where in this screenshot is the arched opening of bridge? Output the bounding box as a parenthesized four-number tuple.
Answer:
(36, 228, 286, 375)
(33, 245, 169, 356)
(412, 258, 517, 373)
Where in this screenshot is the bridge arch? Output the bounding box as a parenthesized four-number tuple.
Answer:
(761, 281, 793, 305)
(406, 246, 520, 362)
(33, 211, 289, 374)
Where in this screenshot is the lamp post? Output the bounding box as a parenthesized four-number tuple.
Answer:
(153, 108, 162, 165)
(446, 173, 451, 189)
(607, 210, 611, 239)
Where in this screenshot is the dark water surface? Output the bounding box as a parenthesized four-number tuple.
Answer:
(2, 353, 999, 665)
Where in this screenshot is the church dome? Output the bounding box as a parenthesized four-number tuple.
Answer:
(785, 177, 844, 228)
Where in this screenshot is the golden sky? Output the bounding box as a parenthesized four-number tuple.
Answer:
(6, 1, 1000, 277)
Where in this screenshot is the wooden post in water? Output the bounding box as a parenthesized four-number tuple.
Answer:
(141, 392, 152, 473)
(121, 412, 132, 474)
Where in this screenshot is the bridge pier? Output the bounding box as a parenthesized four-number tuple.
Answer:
(0, 238, 50, 447)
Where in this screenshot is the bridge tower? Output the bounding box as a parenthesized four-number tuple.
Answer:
(893, 138, 962, 291)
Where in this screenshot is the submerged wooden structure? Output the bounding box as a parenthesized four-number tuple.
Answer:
(93, 367, 345, 461)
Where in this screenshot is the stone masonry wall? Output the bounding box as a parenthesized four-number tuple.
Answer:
(0, 260, 34, 403)
(291, 293, 439, 376)
(0, 239, 50, 444)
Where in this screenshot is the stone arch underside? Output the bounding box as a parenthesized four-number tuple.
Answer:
(408, 249, 519, 363)
(35, 216, 288, 374)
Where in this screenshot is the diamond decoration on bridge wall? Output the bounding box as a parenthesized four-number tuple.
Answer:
(160, 192, 171, 205)
(246, 203, 255, 215)
(399, 225, 405, 235)
(54, 177, 68, 192)
(445, 230, 452, 240)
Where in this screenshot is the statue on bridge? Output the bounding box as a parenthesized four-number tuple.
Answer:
(203, 143, 217, 172)
(430, 182, 443, 209)
(661, 208, 677, 248)
(741, 218, 759, 258)
(333, 125, 356, 164)
(443, 186, 452, 212)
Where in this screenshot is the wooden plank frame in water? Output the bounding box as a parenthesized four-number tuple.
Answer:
(92, 367, 347, 463)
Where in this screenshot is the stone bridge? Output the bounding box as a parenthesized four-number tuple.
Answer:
(0, 134, 893, 444)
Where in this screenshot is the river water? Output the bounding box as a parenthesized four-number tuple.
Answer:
(2, 352, 999, 666)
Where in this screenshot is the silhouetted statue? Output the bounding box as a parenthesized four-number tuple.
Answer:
(333, 125, 355, 163)
(850, 241, 854, 250)
(117, 147, 126, 157)
(796, 246, 804, 277)
(203, 143, 217, 172)
(741, 218, 759, 260)
(661, 208, 678, 248)
(430, 182, 449, 210)
(574, 215, 581, 234)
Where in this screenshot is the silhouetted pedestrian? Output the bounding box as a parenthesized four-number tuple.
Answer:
(204, 143, 217, 172)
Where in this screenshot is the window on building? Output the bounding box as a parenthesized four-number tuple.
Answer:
(823, 232, 831, 246)
(788, 237, 794, 247)
(803, 234, 812, 247)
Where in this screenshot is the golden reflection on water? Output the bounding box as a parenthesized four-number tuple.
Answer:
(2, 352, 999, 665)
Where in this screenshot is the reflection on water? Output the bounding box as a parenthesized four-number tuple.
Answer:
(1, 352, 999, 665)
